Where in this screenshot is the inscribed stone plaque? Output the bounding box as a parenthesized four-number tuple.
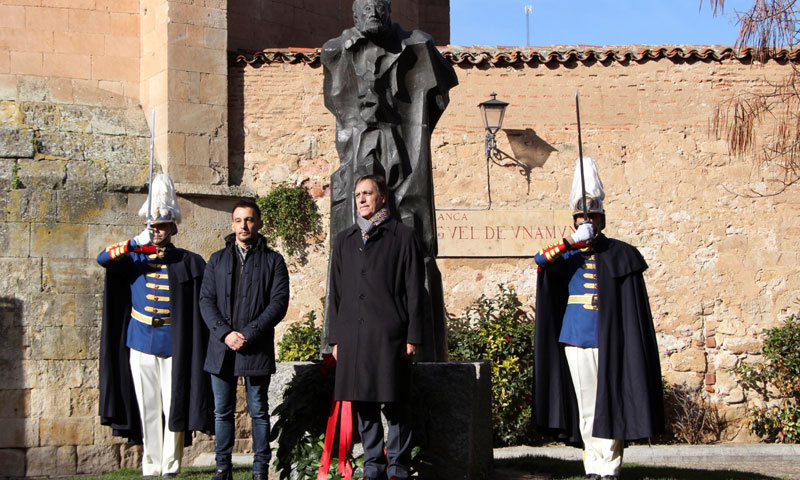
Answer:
(435, 209, 574, 257)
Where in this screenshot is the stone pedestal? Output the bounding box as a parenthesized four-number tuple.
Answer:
(268, 361, 492, 480)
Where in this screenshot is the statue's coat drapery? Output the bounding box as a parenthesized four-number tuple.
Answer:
(321, 24, 458, 360)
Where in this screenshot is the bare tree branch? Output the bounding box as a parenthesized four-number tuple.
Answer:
(708, 0, 800, 194)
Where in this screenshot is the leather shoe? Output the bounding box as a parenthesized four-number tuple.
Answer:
(253, 473, 268, 480)
(585, 475, 601, 480)
(211, 469, 232, 480)
(601, 476, 618, 479)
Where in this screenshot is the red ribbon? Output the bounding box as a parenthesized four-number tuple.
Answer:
(318, 355, 354, 480)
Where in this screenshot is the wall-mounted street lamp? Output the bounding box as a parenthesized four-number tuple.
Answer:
(478, 93, 509, 208)
(479, 92, 509, 159)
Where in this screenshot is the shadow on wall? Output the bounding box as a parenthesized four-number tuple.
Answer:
(227, 63, 246, 187)
(0, 296, 26, 476)
(504, 128, 557, 171)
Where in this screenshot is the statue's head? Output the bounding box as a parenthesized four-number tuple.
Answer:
(353, 0, 391, 37)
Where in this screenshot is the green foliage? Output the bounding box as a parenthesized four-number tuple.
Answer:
(10, 162, 20, 190)
(447, 284, 536, 447)
(278, 312, 322, 362)
(30, 137, 42, 153)
(256, 185, 322, 260)
(734, 314, 800, 443)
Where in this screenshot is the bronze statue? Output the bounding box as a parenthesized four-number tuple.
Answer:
(322, 0, 458, 361)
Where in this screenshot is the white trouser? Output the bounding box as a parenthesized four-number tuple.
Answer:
(564, 346, 623, 477)
(129, 349, 184, 476)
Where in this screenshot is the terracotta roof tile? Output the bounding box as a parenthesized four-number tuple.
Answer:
(233, 46, 800, 67)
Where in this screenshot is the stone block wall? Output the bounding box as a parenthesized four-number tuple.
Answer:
(231, 51, 800, 438)
(0, 0, 141, 100)
(227, 0, 451, 53)
(0, 75, 239, 476)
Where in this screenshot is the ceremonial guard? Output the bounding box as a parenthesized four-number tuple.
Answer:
(98, 174, 213, 477)
(533, 158, 664, 480)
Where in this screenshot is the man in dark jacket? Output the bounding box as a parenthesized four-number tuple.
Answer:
(199, 199, 290, 480)
(328, 174, 424, 480)
(533, 158, 663, 480)
(98, 174, 213, 477)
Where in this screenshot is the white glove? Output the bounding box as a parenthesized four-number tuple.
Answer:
(570, 222, 595, 245)
(132, 228, 153, 247)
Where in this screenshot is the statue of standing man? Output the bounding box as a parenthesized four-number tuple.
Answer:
(322, 0, 458, 361)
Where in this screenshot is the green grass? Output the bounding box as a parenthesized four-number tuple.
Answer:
(495, 456, 782, 480)
(68, 458, 785, 480)
(68, 466, 253, 480)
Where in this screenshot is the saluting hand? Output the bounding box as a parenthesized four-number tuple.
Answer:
(133, 228, 154, 247)
(569, 222, 594, 245)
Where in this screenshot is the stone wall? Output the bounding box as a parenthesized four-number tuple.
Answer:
(0, 0, 141, 100)
(227, 0, 451, 53)
(231, 50, 800, 438)
(0, 75, 239, 476)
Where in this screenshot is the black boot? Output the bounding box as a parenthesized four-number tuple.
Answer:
(211, 469, 232, 480)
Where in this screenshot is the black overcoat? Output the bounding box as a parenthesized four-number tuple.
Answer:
(98, 246, 214, 442)
(328, 218, 424, 402)
(199, 234, 290, 376)
(534, 235, 664, 445)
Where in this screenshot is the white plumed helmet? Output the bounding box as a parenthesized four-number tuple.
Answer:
(569, 156, 605, 216)
(139, 174, 182, 225)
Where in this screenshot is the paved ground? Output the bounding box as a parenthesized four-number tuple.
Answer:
(193, 444, 800, 479)
(494, 444, 800, 479)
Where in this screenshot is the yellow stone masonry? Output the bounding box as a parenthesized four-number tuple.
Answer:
(233, 53, 799, 437)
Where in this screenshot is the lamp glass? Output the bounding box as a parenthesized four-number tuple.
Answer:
(478, 93, 509, 134)
(483, 105, 505, 132)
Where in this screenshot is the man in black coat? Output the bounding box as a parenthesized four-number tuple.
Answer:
(199, 199, 290, 480)
(533, 158, 664, 480)
(328, 174, 424, 480)
(98, 174, 213, 477)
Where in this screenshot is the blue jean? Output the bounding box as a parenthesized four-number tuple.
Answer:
(211, 373, 271, 473)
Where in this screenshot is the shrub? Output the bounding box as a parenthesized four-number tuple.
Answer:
(256, 184, 322, 260)
(661, 382, 726, 444)
(278, 312, 322, 362)
(447, 284, 536, 447)
(734, 314, 800, 443)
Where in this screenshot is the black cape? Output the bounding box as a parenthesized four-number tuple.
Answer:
(534, 235, 664, 445)
(98, 245, 214, 442)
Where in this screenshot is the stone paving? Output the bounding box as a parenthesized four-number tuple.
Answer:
(195, 444, 800, 479)
(494, 444, 800, 480)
